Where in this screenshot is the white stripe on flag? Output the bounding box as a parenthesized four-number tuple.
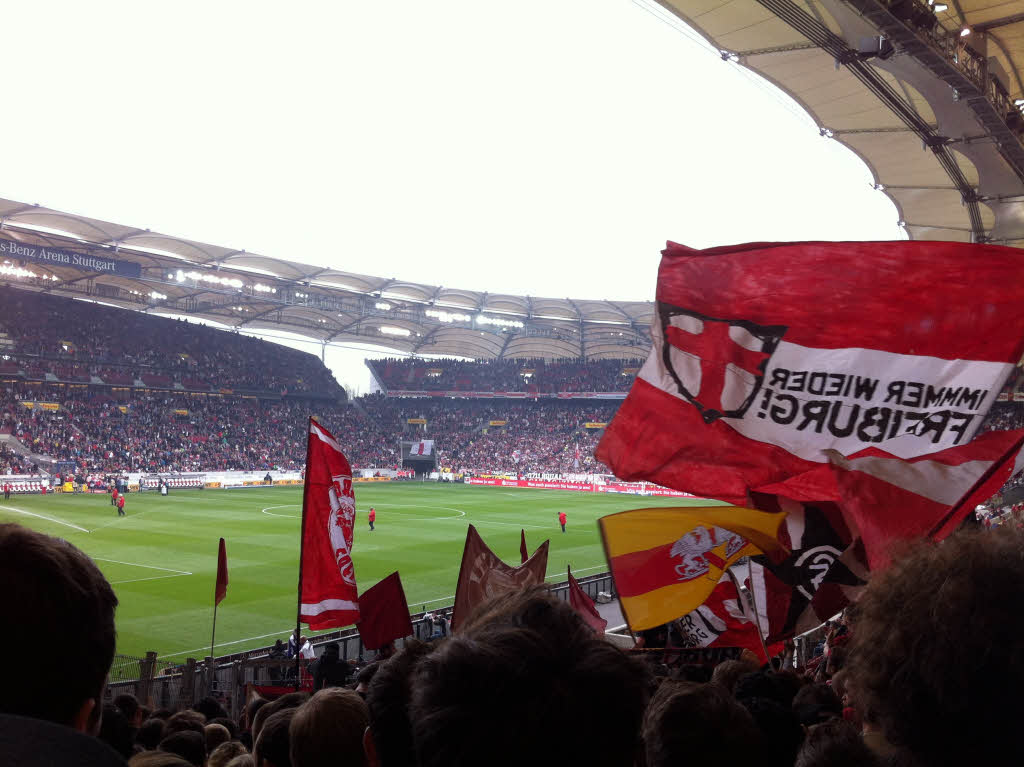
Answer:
(310, 421, 345, 455)
(301, 599, 359, 617)
(829, 451, 993, 506)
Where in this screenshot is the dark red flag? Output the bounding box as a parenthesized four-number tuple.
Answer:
(215, 538, 228, 606)
(356, 572, 414, 650)
(452, 525, 549, 630)
(597, 240, 1024, 562)
(567, 567, 606, 635)
(520, 529, 528, 564)
(299, 418, 360, 630)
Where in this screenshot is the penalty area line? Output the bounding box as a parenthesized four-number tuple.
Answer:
(93, 557, 193, 575)
(0, 505, 89, 532)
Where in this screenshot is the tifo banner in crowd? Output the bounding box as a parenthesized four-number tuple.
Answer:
(597, 240, 1024, 564)
(465, 477, 693, 497)
(299, 418, 360, 630)
(0, 236, 142, 278)
(598, 506, 784, 631)
(452, 525, 549, 630)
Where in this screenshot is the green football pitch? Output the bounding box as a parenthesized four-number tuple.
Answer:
(0, 483, 705, 660)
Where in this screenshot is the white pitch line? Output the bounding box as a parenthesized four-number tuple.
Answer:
(110, 573, 193, 585)
(0, 505, 89, 532)
(93, 557, 193, 575)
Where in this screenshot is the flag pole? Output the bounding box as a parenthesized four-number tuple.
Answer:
(743, 559, 772, 666)
(294, 416, 315, 690)
(209, 599, 219, 692)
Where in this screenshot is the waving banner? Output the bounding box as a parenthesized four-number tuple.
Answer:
(597, 241, 1024, 563)
(299, 418, 360, 630)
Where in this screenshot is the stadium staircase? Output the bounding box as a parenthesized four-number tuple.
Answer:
(0, 433, 54, 474)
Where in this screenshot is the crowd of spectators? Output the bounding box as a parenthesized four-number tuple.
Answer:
(6, 520, 1024, 766)
(0, 287, 343, 396)
(368, 357, 640, 393)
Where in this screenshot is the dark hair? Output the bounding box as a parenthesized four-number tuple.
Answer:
(208, 741, 249, 767)
(114, 693, 140, 722)
(159, 730, 206, 767)
(365, 640, 436, 767)
(211, 716, 238, 739)
(194, 696, 228, 722)
(137, 717, 168, 750)
(356, 661, 380, 688)
(243, 697, 268, 733)
(255, 708, 297, 767)
(412, 589, 649, 767)
(740, 696, 804, 767)
(644, 682, 763, 767)
(129, 753, 194, 767)
(205, 723, 232, 754)
(710, 658, 760, 694)
(165, 710, 206, 736)
(289, 688, 369, 767)
(849, 528, 1024, 766)
(795, 719, 880, 767)
(252, 692, 307, 742)
(0, 524, 118, 727)
(793, 683, 842, 713)
(99, 702, 136, 759)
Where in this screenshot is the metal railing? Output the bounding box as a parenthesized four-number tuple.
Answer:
(104, 571, 616, 717)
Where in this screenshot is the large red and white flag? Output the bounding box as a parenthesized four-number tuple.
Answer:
(597, 241, 1024, 564)
(413, 440, 434, 456)
(299, 418, 360, 630)
(675, 577, 783, 664)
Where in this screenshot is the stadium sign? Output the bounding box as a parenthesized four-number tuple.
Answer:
(0, 237, 142, 278)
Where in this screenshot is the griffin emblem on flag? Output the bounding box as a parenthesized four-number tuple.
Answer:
(328, 473, 357, 587)
(660, 303, 786, 424)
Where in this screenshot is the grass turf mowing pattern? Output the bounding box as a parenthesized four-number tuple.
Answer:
(0, 483, 705, 659)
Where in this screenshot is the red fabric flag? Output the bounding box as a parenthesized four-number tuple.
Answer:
(356, 572, 414, 650)
(215, 538, 228, 606)
(452, 525, 549, 631)
(568, 567, 607, 635)
(675, 578, 783, 664)
(597, 241, 1024, 563)
(299, 418, 360, 630)
(520, 529, 529, 564)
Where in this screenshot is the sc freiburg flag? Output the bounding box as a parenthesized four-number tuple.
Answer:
(597, 241, 1024, 564)
(299, 418, 360, 630)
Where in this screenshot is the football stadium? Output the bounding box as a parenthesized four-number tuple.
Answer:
(5, 1, 1024, 765)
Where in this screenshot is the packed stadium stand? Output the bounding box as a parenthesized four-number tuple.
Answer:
(367, 357, 641, 393)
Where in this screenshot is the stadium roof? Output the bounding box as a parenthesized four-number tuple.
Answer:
(0, 198, 652, 361)
(654, 0, 1024, 245)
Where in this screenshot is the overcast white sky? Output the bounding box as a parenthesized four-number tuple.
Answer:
(2, 0, 902, 393)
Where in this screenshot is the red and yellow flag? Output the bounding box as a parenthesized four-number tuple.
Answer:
(599, 506, 785, 631)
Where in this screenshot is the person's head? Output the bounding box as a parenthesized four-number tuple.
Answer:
(795, 719, 880, 767)
(355, 662, 379, 694)
(289, 688, 369, 767)
(225, 755, 256, 767)
(166, 710, 206, 736)
(243, 697, 268, 734)
(411, 588, 649, 767)
(252, 693, 308, 743)
(99, 702, 136, 759)
(209, 741, 250, 767)
(849, 528, 1024, 766)
(159, 730, 207, 767)
(365, 640, 435, 767)
(195, 696, 229, 722)
(740, 696, 805, 767)
(206, 722, 232, 753)
(792, 683, 843, 726)
(0, 523, 118, 732)
(114, 693, 142, 727)
(643, 681, 763, 767)
(710, 657, 760, 694)
(129, 752, 194, 767)
(137, 717, 168, 750)
(255, 708, 297, 767)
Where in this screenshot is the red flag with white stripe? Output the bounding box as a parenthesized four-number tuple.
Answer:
(597, 241, 1024, 563)
(299, 418, 360, 630)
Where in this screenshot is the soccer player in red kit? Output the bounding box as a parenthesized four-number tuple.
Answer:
(558, 511, 567, 533)
(117, 494, 126, 517)
(368, 507, 376, 531)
